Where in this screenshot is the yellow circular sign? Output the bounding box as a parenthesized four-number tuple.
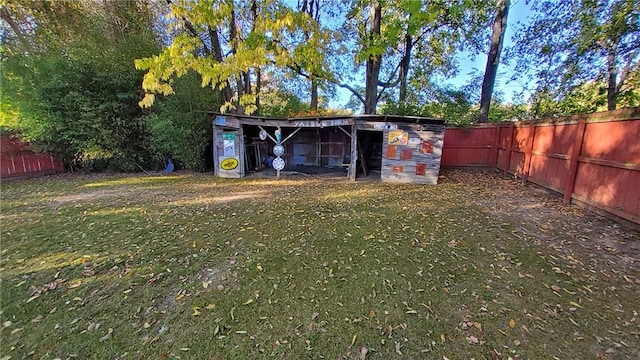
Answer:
(221, 158, 238, 170)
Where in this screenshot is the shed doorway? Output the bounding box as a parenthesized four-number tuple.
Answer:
(355, 130, 383, 179)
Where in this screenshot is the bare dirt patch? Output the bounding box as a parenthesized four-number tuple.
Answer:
(440, 169, 640, 279)
(48, 189, 131, 208)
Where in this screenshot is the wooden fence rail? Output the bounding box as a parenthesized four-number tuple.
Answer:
(442, 107, 640, 225)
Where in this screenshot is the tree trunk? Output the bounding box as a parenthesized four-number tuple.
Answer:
(606, 49, 618, 111)
(311, 77, 318, 111)
(399, 34, 413, 105)
(208, 26, 234, 105)
(364, 1, 382, 114)
(478, 0, 509, 123)
(256, 67, 261, 115)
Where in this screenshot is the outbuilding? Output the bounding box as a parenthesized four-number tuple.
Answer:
(212, 113, 445, 184)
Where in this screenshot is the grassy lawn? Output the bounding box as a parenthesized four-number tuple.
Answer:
(1, 172, 638, 359)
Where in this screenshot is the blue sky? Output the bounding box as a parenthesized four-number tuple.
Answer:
(330, 0, 534, 110)
(442, 0, 533, 103)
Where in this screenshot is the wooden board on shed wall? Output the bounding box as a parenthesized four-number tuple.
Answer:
(381, 125, 444, 184)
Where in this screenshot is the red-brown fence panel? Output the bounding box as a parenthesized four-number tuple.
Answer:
(0, 135, 64, 179)
(442, 107, 640, 224)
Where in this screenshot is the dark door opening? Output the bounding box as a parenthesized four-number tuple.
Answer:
(356, 131, 383, 178)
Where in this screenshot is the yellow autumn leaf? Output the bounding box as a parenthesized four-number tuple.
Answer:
(509, 319, 516, 328)
(569, 301, 583, 308)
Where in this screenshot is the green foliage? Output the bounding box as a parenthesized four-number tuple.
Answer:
(144, 73, 219, 172)
(260, 90, 310, 117)
(509, 0, 640, 110)
(1, 0, 218, 172)
(381, 86, 476, 125)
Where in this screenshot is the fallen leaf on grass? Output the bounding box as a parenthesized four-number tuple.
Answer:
(191, 306, 201, 316)
(243, 299, 254, 305)
(10, 328, 23, 335)
(99, 328, 113, 342)
(508, 319, 516, 328)
(569, 301, 583, 309)
(350, 334, 357, 347)
(205, 304, 216, 310)
(440, 334, 446, 343)
(466, 336, 479, 344)
(358, 344, 369, 360)
(395, 341, 402, 355)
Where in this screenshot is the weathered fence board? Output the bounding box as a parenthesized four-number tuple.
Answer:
(1, 135, 64, 178)
(441, 108, 640, 224)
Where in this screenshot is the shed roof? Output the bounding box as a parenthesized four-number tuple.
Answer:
(209, 112, 446, 125)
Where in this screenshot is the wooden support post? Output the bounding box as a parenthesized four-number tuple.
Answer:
(503, 124, 514, 177)
(522, 125, 536, 183)
(212, 124, 219, 176)
(564, 119, 587, 203)
(349, 125, 357, 181)
(239, 125, 245, 177)
(316, 128, 321, 166)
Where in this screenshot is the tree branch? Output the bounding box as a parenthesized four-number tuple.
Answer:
(166, 0, 211, 55)
(616, 48, 638, 93)
(286, 63, 365, 105)
(0, 7, 32, 51)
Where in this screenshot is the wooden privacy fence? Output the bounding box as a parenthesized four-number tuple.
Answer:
(441, 108, 640, 225)
(1, 135, 64, 179)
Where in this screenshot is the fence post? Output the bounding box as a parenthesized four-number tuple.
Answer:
(492, 125, 500, 169)
(522, 124, 536, 183)
(503, 124, 514, 177)
(564, 119, 587, 203)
